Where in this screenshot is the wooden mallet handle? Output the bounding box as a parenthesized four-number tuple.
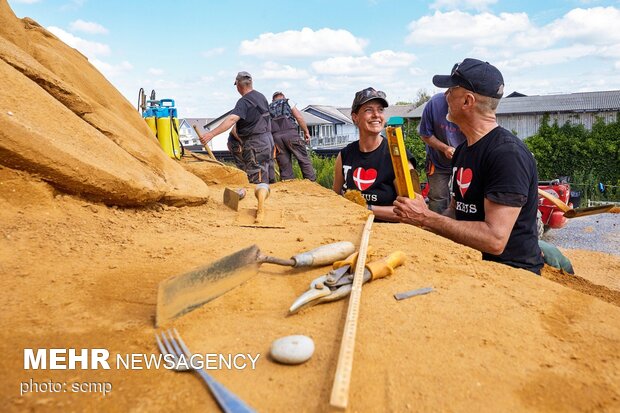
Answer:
(254, 183, 270, 224)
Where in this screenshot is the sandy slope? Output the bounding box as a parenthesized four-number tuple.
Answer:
(1, 167, 619, 412)
(1, 1, 618, 410)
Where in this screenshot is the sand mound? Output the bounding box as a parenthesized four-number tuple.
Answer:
(1, 173, 619, 412)
(0, 0, 209, 206)
(1, 2, 619, 412)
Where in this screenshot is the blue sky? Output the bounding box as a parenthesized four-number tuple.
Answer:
(7, 0, 620, 118)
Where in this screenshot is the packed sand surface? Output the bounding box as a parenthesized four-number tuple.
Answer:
(1, 1, 619, 412)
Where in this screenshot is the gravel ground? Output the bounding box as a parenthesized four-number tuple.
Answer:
(542, 212, 620, 256)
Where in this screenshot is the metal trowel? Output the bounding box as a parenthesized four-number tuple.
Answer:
(156, 241, 356, 326)
(223, 188, 247, 211)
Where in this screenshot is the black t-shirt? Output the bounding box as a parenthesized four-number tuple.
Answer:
(340, 137, 415, 207)
(451, 126, 543, 274)
(231, 90, 271, 138)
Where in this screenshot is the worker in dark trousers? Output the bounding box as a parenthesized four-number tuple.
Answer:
(269, 92, 316, 181)
(226, 126, 245, 171)
(199, 71, 274, 184)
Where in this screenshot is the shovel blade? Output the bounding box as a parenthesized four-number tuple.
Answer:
(564, 205, 615, 218)
(223, 188, 244, 211)
(156, 245, 262, 326)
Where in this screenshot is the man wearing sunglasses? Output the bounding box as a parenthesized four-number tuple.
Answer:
(394, 58, 543, 274)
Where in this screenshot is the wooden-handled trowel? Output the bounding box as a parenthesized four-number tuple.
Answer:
(156, 241, 356, 326)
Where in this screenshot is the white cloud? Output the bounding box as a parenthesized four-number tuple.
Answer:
(90, 59, 132, 78)
(201, 47, 225, 58)
(60, 0, 85, 11)
(407, 7, 620, 49)
(69, 19, 108, 35)
(47, 26, 110, 57)
(409, 67, 426, 76)
(406, 10, 530, 46)
(259, 62, 309, 80)
(406, 6, 620, 69)
(545, 7, 620, 45)
(239, 27, 367, 58)
(497, 44, 598, 71)
(312, 50, 416, 76)
(430, 0, 497, 11)
(148, 68, 164, 76)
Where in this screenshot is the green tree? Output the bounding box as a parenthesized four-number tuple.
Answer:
(402, 119, 427, 180)
(292, 152, 335, 190)
(525, 114, 620, 202)
(413, 89, 431, 108)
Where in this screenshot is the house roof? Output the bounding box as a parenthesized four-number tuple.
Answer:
(301, 111, 330, 126)
(182, 117, 212, 131)
(496, 90, 620, 114)
(409, 90, 620, 118)
(384, 104, 416, 118)
(205, 110, 232, 128)
(183, 118, 211, 128)
(303, 105, 353, 124)
(302, 104, 418, 125)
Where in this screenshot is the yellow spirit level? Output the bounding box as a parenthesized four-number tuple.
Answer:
(386, 126, 415, 198)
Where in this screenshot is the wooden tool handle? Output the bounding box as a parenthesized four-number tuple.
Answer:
(537, 188, 571, 212)
(332, 252, 359, 270)
(254, 184, 270, 224)
(292, 241, 356, 267)
(192, 125, 218, 161)
(365, 251, 406, 281)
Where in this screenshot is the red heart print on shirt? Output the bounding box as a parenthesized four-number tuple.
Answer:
(456, 167, 473, 197)
(352, 167, 377, 191)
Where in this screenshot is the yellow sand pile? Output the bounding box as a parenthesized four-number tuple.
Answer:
(0, 0, 209, 206)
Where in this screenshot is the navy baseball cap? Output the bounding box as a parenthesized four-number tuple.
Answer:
(433, 58, 504, 99)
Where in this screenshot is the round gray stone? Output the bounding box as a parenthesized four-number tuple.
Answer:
(270, 335, 314, 365)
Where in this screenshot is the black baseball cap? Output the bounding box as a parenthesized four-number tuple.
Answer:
(433, 58, 504, 99)
(351, 87, 388, 113)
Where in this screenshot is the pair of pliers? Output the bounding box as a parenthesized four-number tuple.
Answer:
(289, 251, 406, 314)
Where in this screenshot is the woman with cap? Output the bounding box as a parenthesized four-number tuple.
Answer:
(332, 87, 416, 222)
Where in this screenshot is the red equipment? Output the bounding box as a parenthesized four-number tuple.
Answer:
(538, 180, 571, 231)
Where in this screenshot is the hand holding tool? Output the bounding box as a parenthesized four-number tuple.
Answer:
(289, 250, 406, 314)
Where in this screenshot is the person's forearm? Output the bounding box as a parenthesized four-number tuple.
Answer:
(298, 118, 310, 136)
(293, 109, 311, 137)
(422, 135, 450, 153)
(418, 212, 507, 255)
(204, 117, 237, 142)
(369, 205, 400, 222)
